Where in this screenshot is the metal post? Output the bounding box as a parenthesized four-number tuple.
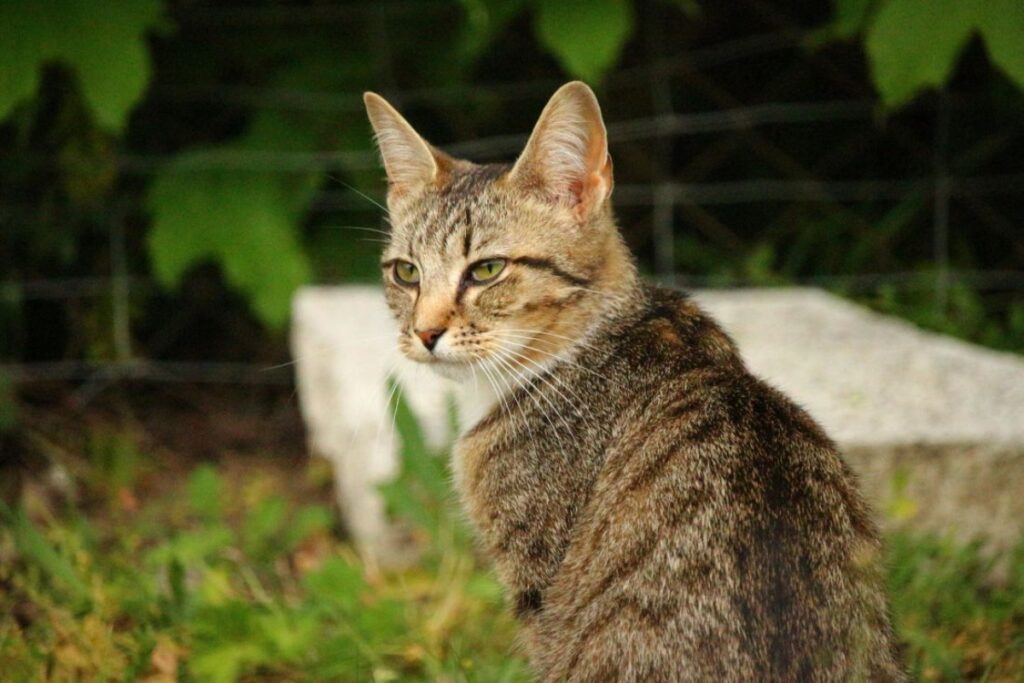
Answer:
(933, 88, 952, 311)
(649, 4, 676, 282)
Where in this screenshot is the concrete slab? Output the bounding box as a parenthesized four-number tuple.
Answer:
(693, 289, 1024, 556)
(291, 287, 451, 567)
(291, 286, 1024, 563)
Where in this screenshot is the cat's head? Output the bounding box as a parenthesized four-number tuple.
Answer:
(364, 82, 635, 380)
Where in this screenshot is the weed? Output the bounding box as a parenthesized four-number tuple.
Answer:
(0, 412, 1021, 681)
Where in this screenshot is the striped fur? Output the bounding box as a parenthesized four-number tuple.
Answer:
(365, 83, 904, 682)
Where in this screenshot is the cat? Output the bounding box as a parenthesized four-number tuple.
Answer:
(363, 82, 904, 682)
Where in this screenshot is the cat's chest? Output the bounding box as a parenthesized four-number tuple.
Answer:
(451, 372, 607, 540)
(450, 374, 504, 499)
(452, 380, 613, 601)
(453, 374, 501, 434)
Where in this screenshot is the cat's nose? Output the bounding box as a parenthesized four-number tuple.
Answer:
(415, 328, 446, 352)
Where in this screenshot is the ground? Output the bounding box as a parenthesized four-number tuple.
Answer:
(0, 384, 1022, 681)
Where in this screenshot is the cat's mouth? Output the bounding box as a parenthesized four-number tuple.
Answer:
(400, 339, 477, 369)
(413, 352, 467, 366)
(399, 333, 527, 382)
(400, 346, 483, 382)
(400, 326, 565, 384)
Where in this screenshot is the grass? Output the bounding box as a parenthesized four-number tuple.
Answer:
(1, 406, 1023, 682)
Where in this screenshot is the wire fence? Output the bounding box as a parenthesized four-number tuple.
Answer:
(2, 5, 1022, 392)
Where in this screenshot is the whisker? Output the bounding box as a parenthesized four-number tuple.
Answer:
(489, 351, 561, 437)
(489, 332, 609, 382)
(261, 332, 401, 371)
(326, 174, 389, 213)
(490, 349, 576, 460)
(493, 345, 595, 431)
(491, 328, 606, 355)
(386, 368, 408, 463)
(491, 331, 589, 357)
(369, 360, 402, 469)
(491, 347, 575, 425)
(493, 364, 531, 438)
(474, 354, 523, 436)
(491, 340, 609, 440)
(483, 352, 557, 471)
(320, 224, 392, 237)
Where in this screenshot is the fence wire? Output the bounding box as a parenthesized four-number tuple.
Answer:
(2, 8, 1022, 391)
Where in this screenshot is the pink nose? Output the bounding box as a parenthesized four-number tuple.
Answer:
(416, 328, 446, 351)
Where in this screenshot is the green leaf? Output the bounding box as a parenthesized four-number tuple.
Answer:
(148, 167, 313, 329)
(865, 0, 1024, 108)
(258, 609, 320, 662)
(189, 602, 267, 683)
(283, 505, 333, 552)
(976, 0, 1024, 91)
(0, 6, 45, 124)
(866, 0, 977, 108)
(242, 496, 287, 558)
(190, 641, 263, 683)
(0, 0, 165, 130)
(145, 525, 234, 568)
(147, 112, 318, 329)
(303, 557, 367, 613)
(810, 0, 879, 45)
(833, 0, 878, 38)
(187, 465, 224, 521)
(533, 0, 634, 83)
(0, 504, 90, 602)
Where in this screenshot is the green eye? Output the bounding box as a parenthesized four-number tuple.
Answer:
(394, 261, 420, 285)
(469, 259, 506, 283)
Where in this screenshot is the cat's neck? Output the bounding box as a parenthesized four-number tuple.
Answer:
(454, 371, 504, 434)
(582, 222, 646, 334)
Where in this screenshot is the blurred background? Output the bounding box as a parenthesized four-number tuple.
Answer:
(1, 1, 1023, 681)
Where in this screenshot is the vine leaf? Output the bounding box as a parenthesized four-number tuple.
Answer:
(860, 0, 1024, 108)
(533, 0, 635, 83)
(975, 0, 1024, 92)
(866, 0, 976, 108)
(147, 113, 318, 330)
(811, 0, 879, 44)
(0, 0, 165, 130)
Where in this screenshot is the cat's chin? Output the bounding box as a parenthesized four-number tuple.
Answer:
(423, 360, 475, 382)
(401, 354, 476, 382)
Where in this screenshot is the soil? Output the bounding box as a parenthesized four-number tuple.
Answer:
(1, 381, 330, 512)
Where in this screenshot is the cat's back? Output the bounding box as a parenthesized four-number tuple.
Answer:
(533, 285, 903, 682)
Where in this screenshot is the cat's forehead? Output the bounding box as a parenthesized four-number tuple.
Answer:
(389, 163, 512, 258)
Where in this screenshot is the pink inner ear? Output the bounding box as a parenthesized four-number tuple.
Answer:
(510, 83, 613, 217)
(537, 153, 610, 212)
(571, 170, 608, 221)
(568, 179, 585, 203)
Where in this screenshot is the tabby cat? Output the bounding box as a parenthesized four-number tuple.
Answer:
(364, 82, 903, 682)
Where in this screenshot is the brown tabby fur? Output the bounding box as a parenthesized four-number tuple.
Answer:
(365, 82, 904, 681)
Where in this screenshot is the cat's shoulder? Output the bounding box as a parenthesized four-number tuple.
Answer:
(608, 283, 741, 370)
(610, 283, 835, 451)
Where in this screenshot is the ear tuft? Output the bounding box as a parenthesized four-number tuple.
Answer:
(510, 81, 613, 220)
(364, 92, 448, 195)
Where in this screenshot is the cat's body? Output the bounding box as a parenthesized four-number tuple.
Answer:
(364, 82, 903, 681)
(457, 282, 899, 681)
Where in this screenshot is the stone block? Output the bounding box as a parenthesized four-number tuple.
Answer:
(291, 286, 1024, 563)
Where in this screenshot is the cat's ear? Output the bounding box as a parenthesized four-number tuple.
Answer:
(510, 81, 613, 222)
(363, 92, 451, 196)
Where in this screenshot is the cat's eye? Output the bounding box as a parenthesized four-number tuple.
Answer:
(469, 259, 506, 283)
(393, 261, 420, 285)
